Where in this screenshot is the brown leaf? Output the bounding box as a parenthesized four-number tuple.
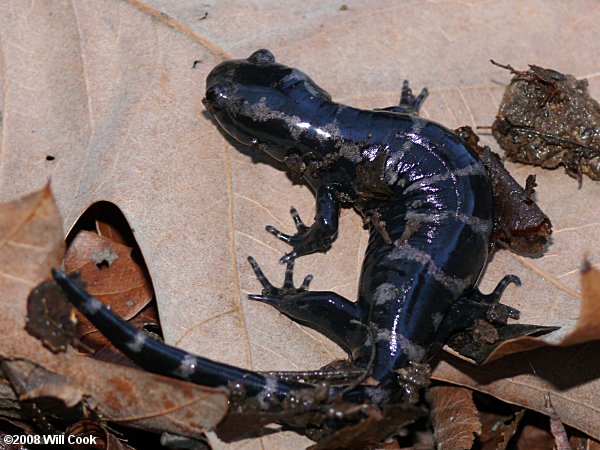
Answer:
(570, 434, 600, 450)
(64, 230, 153, 336)
(2, 359, 84, 408)
(96, 220, 130, 246)
(65, 420, 136, 450)
(457, 126, 552, 254)
(496, 410, 525, 450)
(0, 185, 65, 316)
(478, 410, 515, 450)
(427, 386, 481, 450)
(315, 404, 424, 450)
(562, 263, 600, 346)
(546, 393, 572, 450)
(473, 406, 525, 450)
(92, 202, 136, 247)
(0, 377, 21, 421)
(516, 424, 555, 450)
(434, 339, 600, 445)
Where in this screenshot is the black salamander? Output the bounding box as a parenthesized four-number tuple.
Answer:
(53, 49, 520, 410)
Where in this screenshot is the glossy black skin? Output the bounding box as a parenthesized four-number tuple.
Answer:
(205, 50, 502, 382)
(52, 50, 519, 411)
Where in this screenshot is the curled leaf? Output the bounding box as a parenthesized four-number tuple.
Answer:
(457, 126, 552, 254)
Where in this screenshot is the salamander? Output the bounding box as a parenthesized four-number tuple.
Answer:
(52, 49, 521, 411)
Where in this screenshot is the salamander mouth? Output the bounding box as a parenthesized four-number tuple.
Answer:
(204, 81, 232, 109)
(201, 97, 215, 114)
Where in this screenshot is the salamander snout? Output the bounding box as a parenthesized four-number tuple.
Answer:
(203, 82, 232, 111)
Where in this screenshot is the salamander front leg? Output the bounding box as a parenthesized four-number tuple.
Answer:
(376, 80, 429, 116)
(265, 184, 340, 263)
(247, 257, 366, 356)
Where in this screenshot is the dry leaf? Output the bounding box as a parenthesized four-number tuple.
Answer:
(0, 188, 228, 438)
(308, 404, 424, 450)
(1, 1, 599, 448)
(434, 262, 600, 443)
(562, 264, 600, 346)
(91, 201, 137, 246)
(496, 410, 525, 450)
(0, 378, 21, 421)
(0, 186, 65, 306)
(65, 420, 136, 450)
(547, 393, 572, 450)
(516, 424, 555, 450)
(428, 386, 481, 450)
(474, 408, 525, 450)
(478, 410, 518, 450)
(2, 359, 84, 408)
(570, 435, 600, 450)
(64, 230, 153, 336)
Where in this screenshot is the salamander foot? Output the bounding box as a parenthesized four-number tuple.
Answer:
(469, 274, 521, 322)
(399, 80, 429, 115)
(375, 80, 429, 115)
(247, 256, 312, 304)
(265, 207, 333, 263)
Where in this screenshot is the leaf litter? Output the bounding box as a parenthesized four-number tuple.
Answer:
(6, 91, 600, 450)
(10, 161, 598, 448)
(4, 0, 591, 448)
(0, 187, 229, 445)
(491, 62, 600, 183)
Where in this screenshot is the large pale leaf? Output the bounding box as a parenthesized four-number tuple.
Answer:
(0, 0, 598, 447)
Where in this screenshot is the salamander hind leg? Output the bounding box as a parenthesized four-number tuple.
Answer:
(438, 274, 558, 363)
(467, 274, 521, 321)
(247, 256, 366, 356)
(377, 80, 429, 115)
(436, 274, 521, 341)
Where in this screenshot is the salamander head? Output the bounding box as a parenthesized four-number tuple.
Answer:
(203, 49, 331, 162)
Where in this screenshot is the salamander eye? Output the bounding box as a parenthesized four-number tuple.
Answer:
(248, 49, 275, 65)
(205, 81, 233, 109)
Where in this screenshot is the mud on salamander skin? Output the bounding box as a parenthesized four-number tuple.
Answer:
(53, 49, 523, 410)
